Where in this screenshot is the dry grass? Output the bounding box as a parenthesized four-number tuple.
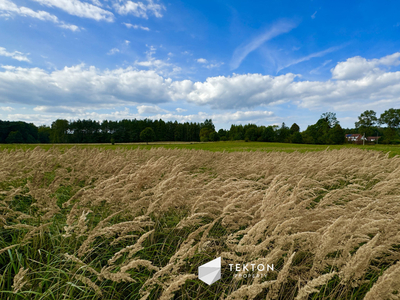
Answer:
(0, 147, 399, 299)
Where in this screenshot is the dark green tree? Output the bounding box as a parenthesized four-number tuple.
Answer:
(329, 124, 345, 144)
(379, 109, 400, 143)
(209, 131, 220, 141)
(140, 127, 156, 144)
(5, 131, 24, 143)
(260, 126, 276, 142)
(355, 110, 378, 137)
(321, 112, 339, 128)
(50, 119, 69, 143)
(290, 123, 300, 133)
(199, 128, 214, 142)
(245, 126, 258, 141)
(38, 125, 51, 143)
(291, 132, 303, 143)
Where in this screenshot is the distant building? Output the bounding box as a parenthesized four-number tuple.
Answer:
(345, 134, 381, 144)
(345, 134, 363, 144)
(366, 136, 381, 143)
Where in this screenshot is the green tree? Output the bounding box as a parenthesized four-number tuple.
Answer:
(260, 126, 276, 142)
(209, 131, 220, 141)
(379, 108, 400, 143)
(379, 108, 400, 129)
(140, 127, 156, 144)
(5, 131, 24, 143)
(50, 119, 69, 143)
(38, 125, 51, 143)
(199, 128, 214, 142)
(329, 124, 345, 144)
(355, 110, 378, 137)
(245, 127, 258, 141)
(291, 132, 303, 143)
(290, 123, 300, 133)
(321, 112, 339, 128)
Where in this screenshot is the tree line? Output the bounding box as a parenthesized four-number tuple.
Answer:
(1, 109, 399, 145)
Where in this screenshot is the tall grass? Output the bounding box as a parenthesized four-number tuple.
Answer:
(0, 147, 399, 299)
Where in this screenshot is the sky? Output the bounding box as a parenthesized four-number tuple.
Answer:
(1, 0, 400, 131)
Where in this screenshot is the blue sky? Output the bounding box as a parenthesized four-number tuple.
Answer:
(1, 0, 400, 130)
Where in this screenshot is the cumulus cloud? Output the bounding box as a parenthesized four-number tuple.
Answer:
(197, 58, 207, 64)
(2, 52, 400, 113)
(173, 73, 298, 109)
(331, 52, 400, 80)
(113, 0, 165, 19)
(0, 106, 15, 111)
(230, 19, 298, 70)
(0, 64, 172, 107)
(0, 46, 30, 62)
(137, 104, 168, 114)
(0, 0, 80, 31)
(123, 22, 150, 30)
(31, 0, 114, 21)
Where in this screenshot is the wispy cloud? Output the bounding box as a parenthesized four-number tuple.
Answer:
(309, 59, 332, 74)
(107, 48, 120, 55)
(277, 45, 345, 73)
(31, 0, 114, 22)
(230, 19, 298, 70)
(0, 0, 80, 31)
(311, 11, 317, 19)
(0, 46, 30, 62)
(123, 22, 150, 31)
(113, 0, 165, 19)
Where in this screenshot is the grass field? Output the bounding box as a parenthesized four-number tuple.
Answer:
(1, 145, 400, 299)
(1, 141, 400, 157)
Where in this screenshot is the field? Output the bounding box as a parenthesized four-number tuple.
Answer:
(1, 144, 400, 299)
(1, 141, 400, 157)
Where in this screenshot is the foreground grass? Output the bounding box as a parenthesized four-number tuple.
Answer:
(1, 141, 400, 157)
(1, 147, 400, 299)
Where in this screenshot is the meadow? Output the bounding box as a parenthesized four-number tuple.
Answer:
(1, 141, 400, 157)
(0, 143, 400, 299)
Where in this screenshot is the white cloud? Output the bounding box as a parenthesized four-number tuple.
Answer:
(176, 108, 186, 112)
(91, 0, 102, 6)
(0, 106, 14, 111)
(137, 104, 168, 114)
(0, 0, 79, 31)
(230, 19, 298, 70)
(31, 0, 114, 21)
(113, 0, 165, 19)
(134, 46, 179, 75)
(206, 62, 224, 69)
(107, 48, 120, 55)
(2, 52, 400, 114)
(0, 64, 172, 107)
(0, 46, 30, 62)
(197, 58, 208, 64)
(331, 52, 400, 80)
(59, 23, 80, 31)
(123, 22, 150, 30)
